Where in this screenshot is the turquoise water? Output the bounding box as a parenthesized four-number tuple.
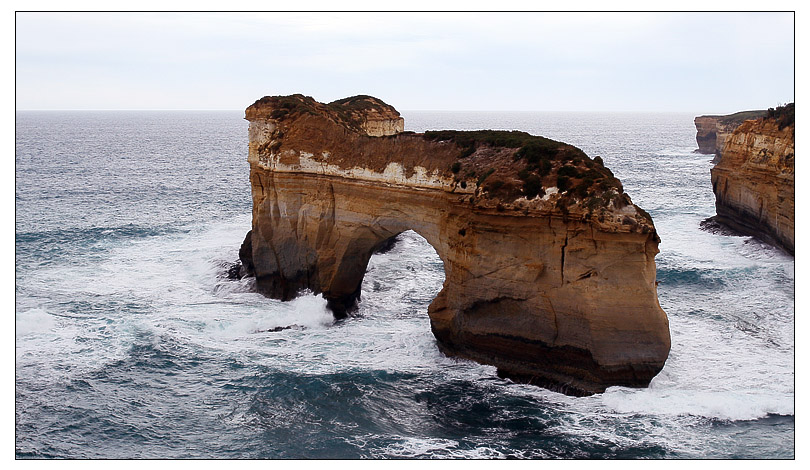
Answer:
(15, 110, 794, 458)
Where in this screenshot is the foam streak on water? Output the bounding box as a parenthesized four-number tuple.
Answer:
(15, 111, 793, 458)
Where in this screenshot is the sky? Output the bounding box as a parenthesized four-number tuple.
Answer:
(14, 11, 795, 113)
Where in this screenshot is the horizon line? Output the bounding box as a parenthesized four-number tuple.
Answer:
(15, 108, 738, 114)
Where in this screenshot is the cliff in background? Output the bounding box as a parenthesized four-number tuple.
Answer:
(695, 110, 768, 161)
(241, 94, 670, 396)
(708, 104, 794, 254)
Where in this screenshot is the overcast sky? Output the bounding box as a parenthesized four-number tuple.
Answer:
(15, 11, 794, 113)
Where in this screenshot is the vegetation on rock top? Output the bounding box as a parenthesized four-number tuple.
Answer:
(253, 94, 400, 134)
(765, 102, 794, 131)
(327, 95, 400, 116)
(700, 102, 794, 131)
(423, 129, 558, 150)
(424, 129, 632, 217)
(702, 109, 768, 125)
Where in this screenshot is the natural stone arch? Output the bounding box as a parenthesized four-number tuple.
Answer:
(240, 94, 671, 396)
(249, 171, 451, 317)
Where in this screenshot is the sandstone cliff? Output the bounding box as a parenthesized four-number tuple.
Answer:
(695, 110, 767, 160)
(241, 93, 671, 396)
(709, 104, 794, 254)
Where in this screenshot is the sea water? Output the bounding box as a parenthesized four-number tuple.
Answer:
(15, 110, 794, 458)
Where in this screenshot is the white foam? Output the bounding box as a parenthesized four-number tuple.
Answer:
(205, 293, 333, 339)
(15, 308, 57, 337)
(655, 146, 711, 157)
(371, 436, 512, 459)
(601, 387, 794, 421)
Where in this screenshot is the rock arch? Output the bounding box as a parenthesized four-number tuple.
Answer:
(247, 170, 452, 317)
(240, 94, 671, 396)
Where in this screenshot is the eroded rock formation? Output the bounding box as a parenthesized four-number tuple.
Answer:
(708, 104, 794, 254)
(695, 110, 767, 161)
(241, 94, 670, 395)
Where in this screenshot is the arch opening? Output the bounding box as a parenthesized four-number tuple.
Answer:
(326, 229, 446, 320)
(353, 230, 446, 320)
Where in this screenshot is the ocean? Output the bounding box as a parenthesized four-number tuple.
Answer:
(15, 110, 794, 459)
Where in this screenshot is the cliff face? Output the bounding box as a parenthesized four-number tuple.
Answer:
(695, 116, 722, 154)
(709, 109, 794, 254)
(242, 94, 671, 396)
(695, 110, 767, 160)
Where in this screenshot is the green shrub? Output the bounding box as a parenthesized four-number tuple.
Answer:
(424, 130, 540, 149)
(260, 94, 320, 120)
(767, 102, 795, 130)
(459, 145, 476, 158)
(538, 159, 552, 176)
(559, 148, 583, 161)
(515, 140, 558, 163)
(573, 181, 590, 198)
(477, 168, 495, 186)
(557, 165, 580, 178)
(585, 196, 603, 211)
(523, 175, 544, 199)
(556, 175, 571, 192)
(599, 177, 622, 192)
(583, 168, 603, 180)
(270, 108, 289, 119)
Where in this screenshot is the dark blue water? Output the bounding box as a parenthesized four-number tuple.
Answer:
(15, 110, 794, 458)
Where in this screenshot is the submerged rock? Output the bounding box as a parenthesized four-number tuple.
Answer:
(238, 230, 255, 278)
(259, 325, 304, 333)
(372, 233, 400, 255)
(225, 261, 243, 280)
(240, 93, 671, 396)
(699, 216, 743, 237)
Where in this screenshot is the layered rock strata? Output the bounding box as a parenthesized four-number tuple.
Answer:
(695, 110, 767, 160)
(709, 106, 794, 254)
(241, 94, 671, 395)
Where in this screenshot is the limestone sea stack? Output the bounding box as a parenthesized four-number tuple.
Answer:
(241, 94, 671, 396)
(695, 110, 767, 162)
(707, 104, 795, 254)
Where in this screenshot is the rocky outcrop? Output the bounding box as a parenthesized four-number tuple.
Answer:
(709, 104, 794, 254)
(695, 116, 722, 155)
(241, 94, 671, 396)
(695, 110, 767, 160)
